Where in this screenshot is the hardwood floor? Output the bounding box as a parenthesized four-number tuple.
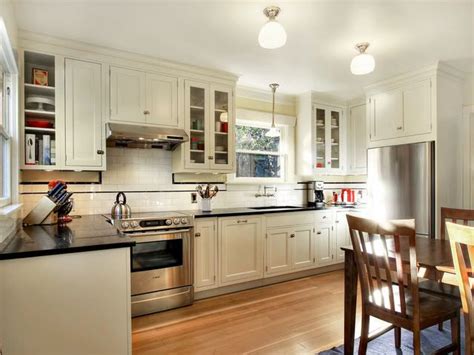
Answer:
(132, 270, 377, 354)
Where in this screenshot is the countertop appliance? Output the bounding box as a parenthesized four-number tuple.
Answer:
(307, 181, 325, 208)
(367, 142, 434, 238)
(106, 212, 194, 317)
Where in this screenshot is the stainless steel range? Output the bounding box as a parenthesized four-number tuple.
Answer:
(107, 212, 194, 317)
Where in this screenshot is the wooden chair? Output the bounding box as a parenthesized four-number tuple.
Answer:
(447, 222, 474, 355)
(441, 207, 474, 240)
(346, 214, 461, 355)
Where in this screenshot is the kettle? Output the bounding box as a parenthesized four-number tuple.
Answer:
(111, 192, 132, 219)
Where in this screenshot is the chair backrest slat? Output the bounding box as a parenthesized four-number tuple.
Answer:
(347, 214, 417, 319)
(447, 222, 474, 349)
(440, 207, 474, 240)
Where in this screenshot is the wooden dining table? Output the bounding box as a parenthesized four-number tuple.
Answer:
(342, 236, 457, 354)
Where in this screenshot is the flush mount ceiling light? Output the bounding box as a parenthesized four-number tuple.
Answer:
(350, 42, 375, 75)
(258, 6, 287, 49)
(266, 83, 280, 138)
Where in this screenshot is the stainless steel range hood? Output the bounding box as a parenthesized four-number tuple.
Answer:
(106, 123, 189, 151)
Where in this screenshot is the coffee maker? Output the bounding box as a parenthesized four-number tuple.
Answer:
(306, 181, 325, 208)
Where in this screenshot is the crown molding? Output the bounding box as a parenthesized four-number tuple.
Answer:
(18, 30, 239, 82)
(236, 85, 296, 106)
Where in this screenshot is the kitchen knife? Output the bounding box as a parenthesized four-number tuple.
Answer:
(54, 190, 68, 204)
(48, 182, 65, 201)
(57, 191, 73, 205)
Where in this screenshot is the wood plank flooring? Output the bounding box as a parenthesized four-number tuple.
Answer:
(132, 270, 378, 354)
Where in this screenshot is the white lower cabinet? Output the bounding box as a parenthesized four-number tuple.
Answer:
(335, 212, 351, 262)
(265, 227, 292, 275)
(194, 218, 218, 291)
(292, 224, 315, 270)
(219, 216, 264, 285)
(315, 226, 333, 266)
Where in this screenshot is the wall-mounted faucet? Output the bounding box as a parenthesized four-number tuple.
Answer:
(255, 186, 277, 198)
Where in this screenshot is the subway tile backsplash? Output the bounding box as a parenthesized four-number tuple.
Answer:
(20, 148, 366, 217)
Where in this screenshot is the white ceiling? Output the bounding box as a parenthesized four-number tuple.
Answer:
(12, 0, 474, 99)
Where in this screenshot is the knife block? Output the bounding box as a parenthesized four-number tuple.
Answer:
(23, 196, 57, 226)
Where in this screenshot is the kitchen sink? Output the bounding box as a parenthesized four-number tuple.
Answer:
(249, 206, 301, 210)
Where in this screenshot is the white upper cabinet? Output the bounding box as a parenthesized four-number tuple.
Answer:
(145, 73, 178, 127)
(348, 103, 367, 174)
(296, 93, 346, 176)
(109, 66, 179, 127)
(366, 70, 437, 148)
(402, 79, 432, 137)
(369, 88, 403, 141)
(64, 58, 105, 169)
(173, 80, 235, 173)
(110, 66, 146, 123)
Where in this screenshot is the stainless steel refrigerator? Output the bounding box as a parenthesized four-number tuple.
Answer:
(367, 142, 435, 238)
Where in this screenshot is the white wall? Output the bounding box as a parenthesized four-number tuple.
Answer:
(0, 0, 17, 46)
(464, 73, 474, 106)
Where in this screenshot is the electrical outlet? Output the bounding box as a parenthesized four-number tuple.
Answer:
(191, 192, 197, 204)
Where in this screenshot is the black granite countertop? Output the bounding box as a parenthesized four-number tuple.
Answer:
(0, 215, 135, 261)
(185, 204, 367, 219)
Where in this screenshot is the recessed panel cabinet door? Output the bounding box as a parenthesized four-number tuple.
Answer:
(145, 73, 178, 127)
(350, 104, 367, 173)
(219, 216, 263, 285)
(370, 89, 403, 141)
(265, 228, 292, 275)
(335, 212, 351, 262)
(315, 226, 333, 266)
(110, 66, 146, 123)
(403, 79, 432, 137)
(65, 58, 104, 168)
(194, 219, 217, 291)
(292, 224, 315, 270)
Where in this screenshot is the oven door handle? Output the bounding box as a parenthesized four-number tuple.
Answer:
(130, 228, 191, 243)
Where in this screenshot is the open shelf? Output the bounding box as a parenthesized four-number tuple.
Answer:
(190, 105, 205, 110)
(190, 129, 204, 133)
(215, 151, 228, 154)
(24, 109, 56, 118)
(25, 126, 56, 133)
(24, 83, 55, 96)
(215, 132, 228, 135)
(190, 149, 205, 153)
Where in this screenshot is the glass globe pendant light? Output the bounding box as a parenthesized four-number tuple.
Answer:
(350, 42, 375, 75)
(266, 83, 280, 138)
(258, 6, 287, 49)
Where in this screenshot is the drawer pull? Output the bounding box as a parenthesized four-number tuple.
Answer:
(317, 231, 322, 235)
(237, 219, 248, 224)
(322, 216, 327, 219)
(290, 234, 295, 238)
(195, 232, 201, 237)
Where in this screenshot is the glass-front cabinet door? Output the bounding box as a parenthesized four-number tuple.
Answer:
(210, 85, 233, 170)
(185, 81, 209, 169)
(313, 105, 344, 173)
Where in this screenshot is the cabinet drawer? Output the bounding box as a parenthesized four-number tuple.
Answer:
(314, 211, 334, 225)
(266, 212, 314, 228)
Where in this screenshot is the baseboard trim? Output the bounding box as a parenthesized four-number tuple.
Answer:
(195, 263, 344, 300)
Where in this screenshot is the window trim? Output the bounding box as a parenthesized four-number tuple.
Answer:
(0, 19, 19, 208)
(228, 120, 288, 184)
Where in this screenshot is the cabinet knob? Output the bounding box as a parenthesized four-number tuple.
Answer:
(317, 231, 322, 235)
(97, 150, 104, 155)
(290, 234, 295, 238)
(208, 156, 214, 160)
(195, 232, 201, 237)
(397, 126, 403, 130)
(144, 110, 150, 115)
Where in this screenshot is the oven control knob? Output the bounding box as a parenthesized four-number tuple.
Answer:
(165, 219, 172, 226)
(173, 218, 180, 225)
(121, 221, 130, 229)
(131, 221, 139, 228)
(181, 218, 188, 225)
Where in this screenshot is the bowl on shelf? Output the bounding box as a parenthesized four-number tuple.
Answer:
(25, 95, 55, 112)
(26, 119, 54, 128)
(215, 146, 226, 151)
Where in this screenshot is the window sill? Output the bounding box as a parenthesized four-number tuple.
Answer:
(0, 203, 22, 216)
